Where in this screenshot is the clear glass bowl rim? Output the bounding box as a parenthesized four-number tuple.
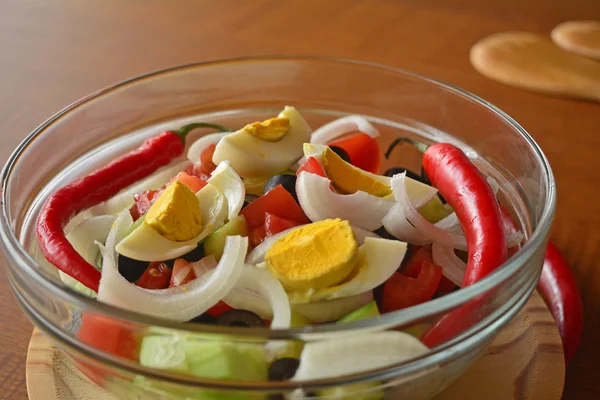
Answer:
(1, 55, 555, 388)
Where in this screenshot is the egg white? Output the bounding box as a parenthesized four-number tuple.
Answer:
(212, 106, 311, 178)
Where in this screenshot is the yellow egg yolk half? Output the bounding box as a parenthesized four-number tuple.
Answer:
(145, 180, 203, 242)
(323, 146, 392, 197)
(243, 117, 290, 142)
(265, 219, 359, 291)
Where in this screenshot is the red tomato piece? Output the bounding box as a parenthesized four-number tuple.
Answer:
(77, 314, 139, 385)
(328, 132, 381, 174)
(297, 156, 326, 177)
(399, 246, 455, 297)
(78, 314, 139, 360)
(265, 213, 303, 237)
(170, 171, 207, 193)
(130, 189, 162, 220)
(199, 143, 218, 175)
(249, 224, 267, 248)
(240, 184, 310, 229)
(382, 263, 442, 313)
(185, 163, 211, 180)
(400, 246, 430, 278)
(207, 301, 234, 317)
(137, 262, 172, 289)
(436, 276, 457, 296)
(169, 258, 196, 288)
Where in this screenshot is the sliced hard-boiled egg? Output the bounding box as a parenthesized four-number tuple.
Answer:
(322, 146, 392, 197)
(145, 180, 204, 242)
(302, 143, 438, 207)
(287, 236, 407, 304)
(115, 182, 228, 261)
(296, 171, 395, 231)
(264, 219, 359, 291)
(212, 106, 311, 178)
(206, 161, 245, 221)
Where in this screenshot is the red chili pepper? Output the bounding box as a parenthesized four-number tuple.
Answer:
(539, 242, 584, 364)
(36, 122, 229, 291)
(422, 143, 507, 286)
(501, 210, 583, 364)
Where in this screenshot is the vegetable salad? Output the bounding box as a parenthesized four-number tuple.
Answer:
(36, 106, 525, 395)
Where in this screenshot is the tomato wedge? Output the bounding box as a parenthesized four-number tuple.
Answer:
(328, 132, 381, 174)
(249, 224, 267, 247)
(401, 247, 456, 296)
(206, 301, 234, 317)
(265, 213, 302, 237)
(169, 258, 196, 288)
(382, 261, 442, 312)
(241, 184, 310, 229)
(137, 262, 172, 289)
(297, 156, 326, 177)
(170, 171, 207, 193)
(199, 143, 218, 175)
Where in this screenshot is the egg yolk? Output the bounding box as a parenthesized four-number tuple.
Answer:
(323, 147, 392, 197)
(265, 219, 359, 291)
(243, 117, 290, 142)
(145, 180, 203, 242)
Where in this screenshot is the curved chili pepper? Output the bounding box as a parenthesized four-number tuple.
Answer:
(501, 211, 583, 364)
(36, 122, 229, 291)
(422, 143, 508, 286)
(539, 242, 584, 364)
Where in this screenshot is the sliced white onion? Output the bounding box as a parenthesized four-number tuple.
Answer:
(187, 132, 230, 163)
(207, 161, 245, 220)
(310, 115, 379, 145)
(66, 215, 116, 266)
(192, 255, 218, 278)
(172, 265, 193, 287)
(382, 203, 432, 246)
(97, 210, 248, 321)
(431, 243, 466, 286)
(103, 160, 190, 215)
(292, 331, 428, 381)
(223, 265, 291, 329)
(291, 291, 374, 323)
(296, 172, 394, 231)
(246, 224, 380, 265)
(394, 173, 468, 250)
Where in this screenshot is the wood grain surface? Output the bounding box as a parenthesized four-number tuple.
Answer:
(1, 1, 599, 399)
(25, 292, 564, 400)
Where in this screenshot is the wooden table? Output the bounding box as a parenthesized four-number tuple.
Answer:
(1, 1, 599, 399)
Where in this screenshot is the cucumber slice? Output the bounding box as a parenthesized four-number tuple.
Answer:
(338, 301, 380, 323)
(204, 215, 249, 261)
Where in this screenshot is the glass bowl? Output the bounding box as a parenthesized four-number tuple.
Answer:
(1, 56, 555, 400)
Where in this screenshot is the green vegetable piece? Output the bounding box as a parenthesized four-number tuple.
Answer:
(204, 215, 249, 261)
(184, 340, 267, 381)
(418, 196, 452, 223)
(139, 336, 188, 372)
(338, 301, 380, 323)
(59, 271, 98, 298)
(275, 310, 311, 360)
(126, 214, 146, 236)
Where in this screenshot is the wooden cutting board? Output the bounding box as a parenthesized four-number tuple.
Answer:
(26, 291, 564, 400)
